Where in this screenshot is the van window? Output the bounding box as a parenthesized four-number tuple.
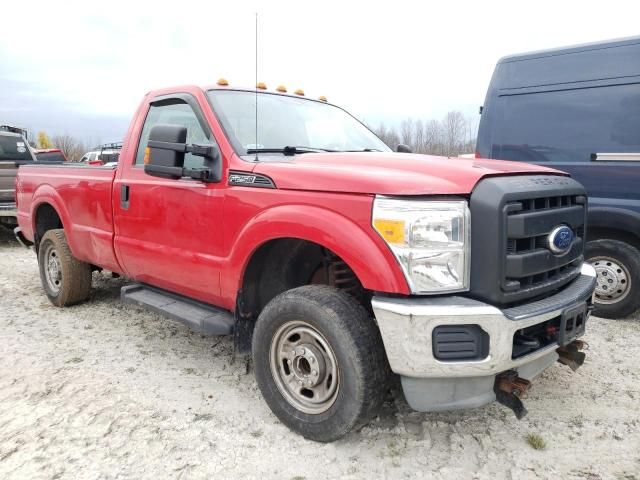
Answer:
(135, 101, 214, 169)
(491, 83, 640, 162)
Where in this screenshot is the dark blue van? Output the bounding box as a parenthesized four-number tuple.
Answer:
(477, 36, 640, 319)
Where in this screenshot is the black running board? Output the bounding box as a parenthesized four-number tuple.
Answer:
(121, 283, 235, 335)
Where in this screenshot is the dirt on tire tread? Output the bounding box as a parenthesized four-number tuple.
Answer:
(38, 229, 91, 307)
(252, 285, 391, 442)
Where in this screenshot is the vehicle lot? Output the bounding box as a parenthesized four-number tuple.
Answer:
(0, 228, 638, 480)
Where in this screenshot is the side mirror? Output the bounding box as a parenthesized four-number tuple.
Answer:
(144, 124, 187, 180)
(396, 144, 413, 153)
(144, 124, 221, 182)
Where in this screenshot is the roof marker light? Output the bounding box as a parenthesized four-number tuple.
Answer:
(217, 78, 229, 86)
(318, 96, 327, 102)
(294, 89, 305, 96)
(256, 82, 267, 89)
(276, 85, 287, 93)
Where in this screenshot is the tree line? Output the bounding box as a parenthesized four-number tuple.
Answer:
(35, 131, 93, 161)
(370, 111, 477, 157)
(30, 109, 477, 161)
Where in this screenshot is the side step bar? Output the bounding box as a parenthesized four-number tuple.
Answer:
(121, 283, 235, 335)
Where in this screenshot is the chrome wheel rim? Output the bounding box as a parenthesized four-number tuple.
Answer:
(269, 320, 340, 414)
(591, 256, 631, 304)
(44, 243, 63, 294)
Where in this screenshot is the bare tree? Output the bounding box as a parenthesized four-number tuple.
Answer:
(413, 119, 425, 153)
(374, 111, 476, 157)
(423, 119, 443, 155)
(442, 111, 466, 156)
(400, 118, 414, 148)
(373, 122, 400, 150)
(51, 134, 88, 161)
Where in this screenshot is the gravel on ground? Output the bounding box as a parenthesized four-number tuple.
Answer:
(0, 228, 638, 479)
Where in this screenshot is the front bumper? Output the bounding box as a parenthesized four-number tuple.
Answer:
(372, 263, 596, 412)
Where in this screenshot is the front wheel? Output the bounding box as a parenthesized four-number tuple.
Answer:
(38, 229, 92, 307)
(586, 239, 640, 319)
(252, 285, 389, 442)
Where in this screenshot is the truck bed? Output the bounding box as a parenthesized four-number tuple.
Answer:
(17, 164, 121, 273)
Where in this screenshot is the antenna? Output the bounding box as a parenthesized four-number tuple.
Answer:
(254, 12, 259, 161)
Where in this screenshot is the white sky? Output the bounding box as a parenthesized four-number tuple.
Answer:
(1, 0, 639, 139)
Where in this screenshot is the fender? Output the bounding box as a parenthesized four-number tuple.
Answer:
(30, 184, 73, 244)
(588, 207, 640, 239)
(222, 204, 410, 305)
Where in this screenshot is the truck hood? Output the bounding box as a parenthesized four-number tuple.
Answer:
(251, 152, 564, 195)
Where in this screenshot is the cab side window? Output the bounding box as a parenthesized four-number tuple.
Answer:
(135, 100, 214, 170)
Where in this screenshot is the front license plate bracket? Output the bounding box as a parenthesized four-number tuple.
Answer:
(559, 303, 587, 346)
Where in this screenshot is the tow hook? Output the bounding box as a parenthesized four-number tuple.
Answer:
(556, 340, 588, 372)
(494, 370, 531, 420)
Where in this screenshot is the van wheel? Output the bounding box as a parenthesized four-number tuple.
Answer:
(252, 285, 389, 442)
(586, 239, 640, 319)
(38, 229, 92, 307)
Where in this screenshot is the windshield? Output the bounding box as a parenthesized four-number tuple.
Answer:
(207, 90, 390, 157)
(0, 135, 33, 161)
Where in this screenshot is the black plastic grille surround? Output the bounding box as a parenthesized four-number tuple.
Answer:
(469, 175, 587, 306)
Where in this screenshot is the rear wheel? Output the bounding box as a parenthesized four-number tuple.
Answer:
(38, 229, 92, 307)
(252, 285, 389, 442)
(586, 239, 640, 319)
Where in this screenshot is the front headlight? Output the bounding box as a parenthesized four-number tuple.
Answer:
(372, 197, 470, 293)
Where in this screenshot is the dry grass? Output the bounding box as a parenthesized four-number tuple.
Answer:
(526, 433, 547, 450)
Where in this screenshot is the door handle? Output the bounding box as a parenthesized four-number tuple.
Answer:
(120, 185, 130, 210)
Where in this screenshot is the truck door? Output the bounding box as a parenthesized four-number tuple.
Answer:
(113, 94, 225, 306)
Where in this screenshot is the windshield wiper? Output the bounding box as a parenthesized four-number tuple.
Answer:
(246, 146, 337, 156)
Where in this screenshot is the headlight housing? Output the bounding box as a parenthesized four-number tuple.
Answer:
(372, 197, 470, 293)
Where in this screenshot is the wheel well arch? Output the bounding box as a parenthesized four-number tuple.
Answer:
(238, 237, 368, 322)
(587, 207, 640, 251)
(587, 226, 640, 250)
(34, 202, 63, 249)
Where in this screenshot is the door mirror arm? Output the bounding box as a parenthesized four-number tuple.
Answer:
(188, 144, 221, 183)
(184, 166, 217, 182)
(144, 123, 222, 183)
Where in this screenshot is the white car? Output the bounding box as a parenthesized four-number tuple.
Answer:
(80, 149, 120, 166)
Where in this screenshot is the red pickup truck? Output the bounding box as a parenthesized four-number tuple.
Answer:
(15, 82, 596, 441)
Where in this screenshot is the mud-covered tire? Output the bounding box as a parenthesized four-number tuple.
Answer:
(38, 229, 92, 307)
(586, 239, 640, 319)
(252, 285, 390, 442)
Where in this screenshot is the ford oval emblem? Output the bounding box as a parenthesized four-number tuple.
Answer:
(548, 225, 574, 254)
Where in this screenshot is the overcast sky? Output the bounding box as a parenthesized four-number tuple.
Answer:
(1, 0, 638, 144)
